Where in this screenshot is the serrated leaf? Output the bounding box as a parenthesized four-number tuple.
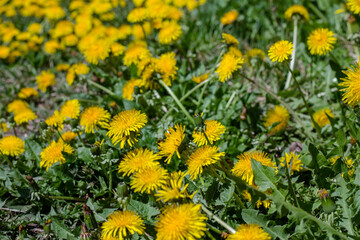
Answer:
(77, 147, 92, 163)
(52, 218, 76, 240)
(25, 140, 41, 162)
(128, 199, 160, 223)
(251, 159, 276, 192)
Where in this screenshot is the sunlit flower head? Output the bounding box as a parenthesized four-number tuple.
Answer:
(73, 63, 90, 75)
(192, 120, 226, 146)
(155, 203, 207, 240)
(313, 108, 333, 128)
(45, 110, 65, 130)
(339, 60, 360, 107)
(0, 45, 10, 59)
(14, 109, 37, 125)
(192, 73, 209, 84)
(7, 100, 29, 114)
(127, 7, 148, 22)
(222, 33, 239, 46)
(307, 28, 336, 56)
(284, 5, 309, 21)
(347, 0, 360, 15)
(107, 109, 147, 148)
(130, 166, 168, 194)
(155, 171, 194, 202)
(232, 151, 275, 185)
(60, 99, 80, 120)
(118, 148, 161, 176)
(60, 132, 77, 142)
(268, 40, 293, 62)
(80, 106, 111, 133)
(158, 124, 185, 163)
(245, 48, 266, 65)
(155, 52, 178, 86)
(40, 141, 74, 171)
(36, 70, 56, 92)
(158, 21, 182, 44)
(220, 10, 238, 25)
(264, 105, 289, 134)
(215, 52, 244, 82)
(280, 152, 303, 174)
(84, 40, 110, 64)
(228, 224, 271, 240)
(18, 88, 39, 99)
(123, 41, 151, 66)
(0, 135, 25, 157)
(186, 145, 225, 180)
(122, 79, 142, 100)
(111, 43, 125, 56)
(101, 210, 145, 240)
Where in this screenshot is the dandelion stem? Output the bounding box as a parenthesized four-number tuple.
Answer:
(181, 78, 211, 101)
(108, 160, 113, 198)
(284, 157, 300, 208)
(86, 79, 115, 96)
(56, 129, 65, 142)
(12, 126, 17, 137)
(206, 223, 222, 235)
(285, 17, 298, 89)
(205, 230, 217, 240)
(159, 80, 196, 125)
(225, 90, 237, 109)
(42, 195, 86, 202)
(201, 205, 236, 234)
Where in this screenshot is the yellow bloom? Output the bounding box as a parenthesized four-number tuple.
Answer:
(245, 48, 266, 65)
(307, 28, 336, 56)
(232, 151, 275, 185)
(155, 203, 207, 240)
(186, 145, 225, 180)
(192, 73, 209, 84)
(215, 52, 244, 82)
(158, 21, 182, 44)
(44, 6, 66, 21)
(127, 7, 148, 22)
(192, 120, 226, 146)
(59, 99, 80, 120)
(45, 110, 65, 130)
(28, 23, 42, 34)
(73, 63, 90, 75)
(264, 105, 289, 134)
(66, 69, 76, 86)
(313, 108, 333, 128)
(7, 100, 29, 114)
(36, 71, 56, 92)
(56, 63, 70, 71)
(220, 10, 239, 25)
(60, 132, 77, 142)
(118, 148, 161, 176)
(63, 34, 78, 46)
(222, 33, 238, 46)
(80, 106, 111, 133)
(330, 156, 339, 165)
(130, 166, 168, 194)
(0, 45, 10, 59)
(284, 5, 309, 21)
(18, 88, 39, 99)
(123, 41, 151, 66)
(155, 52, 178, 86)
(107, 109, 147, 148)
(40, 141, 74, 170)
(122, 79, 142, 100)
(280, 152, 303, 174)
(44, 40, 61, 54)
(14, 109, 37, 125)
(345, 157, 354, 168)
(228, 224, 271, 240)
(84, 40, 110, 64)
(158, 124, 185, 163)
(0, 135, 25, 157)
(101, 210, 145, 240)
(111, 43, 125, 56)
(347, 0, 360, 14)
(268, 40, 293, 62)
(155, 171, 194, 202)
(339, 60, 360, 107)
(1, 123, 10, 133)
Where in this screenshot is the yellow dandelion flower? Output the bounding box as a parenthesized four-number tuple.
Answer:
(347, 0, 360, 14)
(158, 124, 185, 163)
(222, 33, 239, 46)
(28, 23, 42, 34)
(280, 152, 303, 174)
(107, 109, 147, 148)
(158, 21, 182, 44)
(192, 73, 209, 84)
(307, 28, 336, 56)
(111, 43, 125, 56)
(264, 105, 290, 134)
(339, 60, 360, 106)
(155, 203, 207, 240)
(123, 41, 151, 66)
(56, 63, 70, 71)
(228, 224, 271, 240)
(245, 48, 266, 65)
(44, 40, 61, 54)
(14, 109, 37, 125)
(215, 52, 244, 82)
(313, 108, 333, 128)
(80, 106, 111, 133)
(192, 120, 226, 146)
(18, 88, 39, 99)
(84, 41, 110, 64)
(60, 132, 77, 142)
(73, 63, 90, 75)
(59, 99, 80, 120)
(186, 145, 225, 180)
(1, 123, 10, 133)
(284, 5, 310, 21)
(228, 46, 243, 59)
(63, 34, 78, 47)
(155, 171, 194, 202)
(220, 9, 239, 25)
(127, 7, 148, 22)
(0, 135, 25, 157)
(66, 69, 76, 86)
(232, 151, 275, 185)
(122, 79, 142, 101)
(130, 166, 168, 194)
(101, 210, 145, 240)
(118, 148, 161, 176)
(0, 46, 10, 59)
(268, 40, 293, 62)
(7, 100, 29, 114)
(155, 52, 178, 86)
(329, 156, 339, 165)
(40, 141, 74, 171)
(345, 157, 354, 168)
(36, 70, 56, 92)
(45, 110, 65, 130)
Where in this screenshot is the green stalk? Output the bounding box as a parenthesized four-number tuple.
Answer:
(56, 129, 65, 142)
(225, 90, 237, 109)
(285, 17, 298, 89)
(77, 132, 85, 146)
(201, 205, 236, 234)
(205, 230, 217, 240)
(181, 78, 211, 101)
(284, 157, 300, 207)
(86, 79, 115, 96)
(108, 160, 113, 198)
(159, 80, 195, 125)
(206, 223, 222, 235)
(42, 195, 86, 202)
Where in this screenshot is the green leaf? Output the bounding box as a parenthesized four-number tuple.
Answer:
(336, 130, 347, 147)
(52, 218, 76, 240)
(77, 147, 92, 163)
(25, 140, 41, 162)
(353, 167, 360, 186)
(128, 199, 160, 223)
(251, 159, 276, 192)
